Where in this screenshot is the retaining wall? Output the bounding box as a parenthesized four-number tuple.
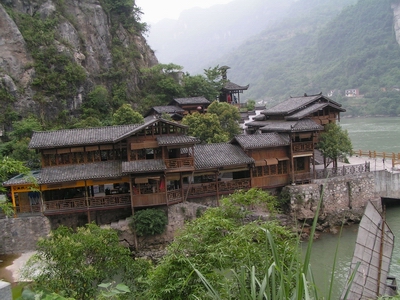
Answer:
(286, 172, 380, 228)
(373, 170, 400, 199)
(0, 216, 51, 254)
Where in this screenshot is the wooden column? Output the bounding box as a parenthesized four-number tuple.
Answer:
(290, 133, 295, 184)
(180, 173, 184, 202)
(85, 180, 90, 223)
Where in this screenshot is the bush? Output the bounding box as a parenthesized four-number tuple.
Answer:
(130, 208, 168, 236)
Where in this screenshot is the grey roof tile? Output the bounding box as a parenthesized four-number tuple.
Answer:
(222, 81, 249, 91)
(286, 102, 345, 120)
(262, 94, 342, 116)
(171, 96, 210, 105)
(157, 135, 200, 146)
(233, 133, 290, 150)
(3, 170, 41, 186)
(29, 117, 187, 149)
(150, 106, 185, 114)
(260, 119, 324, 132)
(16, 161, 123, 185)
(122, 160, 166, 173)
(194, 143, 254, 170)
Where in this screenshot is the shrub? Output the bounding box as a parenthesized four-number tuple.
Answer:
(130, 208, 168, 236)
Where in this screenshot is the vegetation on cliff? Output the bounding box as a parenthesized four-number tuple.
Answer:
(221, 0, 400, 116)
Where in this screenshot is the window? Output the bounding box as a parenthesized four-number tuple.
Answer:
(295, 157, 305, 171)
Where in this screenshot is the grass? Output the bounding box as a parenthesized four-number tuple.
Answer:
(192, 186, 360, 299)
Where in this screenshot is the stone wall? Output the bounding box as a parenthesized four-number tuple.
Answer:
(373, 170, 400, 199)
(0, 216, 51, 254)
(0, 281, 12, 300)
(286, 173, 380, 230)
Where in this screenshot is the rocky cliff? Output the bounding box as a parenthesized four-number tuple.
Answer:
(0, 0, 158, 126)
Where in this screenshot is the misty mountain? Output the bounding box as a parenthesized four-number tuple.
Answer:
(147, 0, 400, 116)
(146, 0, 294, 73)
(222, 0, 400, 117)
(147, 0, 357, 75)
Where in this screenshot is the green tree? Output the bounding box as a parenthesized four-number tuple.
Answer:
(22, 223, 149, 300)
(145, 189, 297, 299)
(182, 112, 229, 143)
(317, 123, 353, 168)
(207, 101, 242, 139)
(0, 156, 30, 216)
(182, 67, 224, 101)
(0, 116, 42, 168)
(112, 104, 144, 125)
(82, 86, 112, 120)
(246, 99, 256, 111)
(72, 116, 103, 128)
(139, 64, 184, 112)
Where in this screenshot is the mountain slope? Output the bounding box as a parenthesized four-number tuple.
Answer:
(147, 0, 294, 74)
(0, 0, 157, 127)
(221, 0, 400, 116)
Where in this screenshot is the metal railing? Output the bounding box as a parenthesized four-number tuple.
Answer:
(313, 162, 370, 179)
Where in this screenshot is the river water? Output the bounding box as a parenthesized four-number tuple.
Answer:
(307, 116, 400, 299)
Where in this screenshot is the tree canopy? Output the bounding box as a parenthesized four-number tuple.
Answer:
(112, 104, 144, 125)
(22, 223, 149, 299)
(317, 122, 353, 168)
(182, 112, 229, 143)
(207, 101, 242, 139)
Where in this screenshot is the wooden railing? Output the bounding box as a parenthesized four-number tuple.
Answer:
(185, 179, 251, 197)
(353, 150, 400, 168)
(42, 194, 131, 213)
(293, 142, 313, 153)
(313, 162, 370, 179)
(167, 190, 183, 204)
(165, 158, 194, 169)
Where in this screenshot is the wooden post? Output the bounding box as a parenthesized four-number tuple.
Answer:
(85, 180, 91, 223)
(290, 133, 295, 184)
(180, 173, 184, 203)
(11, 187, 17, 218)
(215, 171, 220, 206)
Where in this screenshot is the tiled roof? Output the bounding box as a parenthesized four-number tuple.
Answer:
(194, 143, 254, 170)
(122, 160, 166, 173)
(286, 102, 345, 121)
(29, 124, 142, 149)
(262, 94, 342, 116)
(260, 119, 324, 132)
(3, 170, 41, 186)
(222, 81, 249, 91)
(157, 135, 200, 146)
(150, 106, 185, 114)
(171, 96, 210, 105)
(29, 116, 187, 149)
(246, 120, 271, 127)
(7, 161, 123, 185)
(232, 133, 290, 150)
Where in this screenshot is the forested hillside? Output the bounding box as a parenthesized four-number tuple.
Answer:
(222, 0, 400, 116)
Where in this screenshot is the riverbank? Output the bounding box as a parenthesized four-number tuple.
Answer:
(0, 252, 35, 284)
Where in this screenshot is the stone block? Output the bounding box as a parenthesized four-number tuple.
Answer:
(0, 280, 12, 300)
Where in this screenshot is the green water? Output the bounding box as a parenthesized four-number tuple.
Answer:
(340, 117, 400, 153)
(307, 116, 400, 298)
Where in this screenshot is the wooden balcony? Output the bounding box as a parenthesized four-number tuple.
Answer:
(292, 142, 313, 153)
(184, 178, 251, 198)
(165, 158, 195, 172)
